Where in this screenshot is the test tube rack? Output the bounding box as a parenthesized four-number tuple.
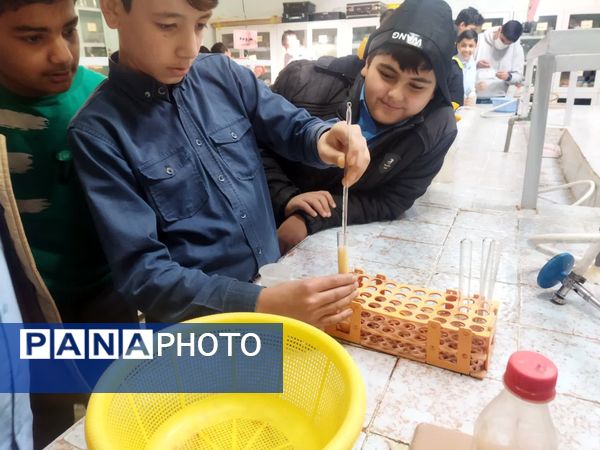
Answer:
(326, 269, 500, 379)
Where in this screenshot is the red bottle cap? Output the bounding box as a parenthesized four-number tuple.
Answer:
(504, 351, 558, 402)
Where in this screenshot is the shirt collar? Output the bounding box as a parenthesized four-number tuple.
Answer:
(457, 54, 474, 66)
(108, 52, 173, 103)
(357, 85, 378, 142)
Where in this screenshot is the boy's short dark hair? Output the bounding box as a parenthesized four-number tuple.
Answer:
(0, 0, 75, 15)
(120, 0, 217, 12)
(502, 20, 523, 42)
(455, 6, 484, 27)
(281, 30, 297, 46)
(367, 43, 432, 74)
(457, 29, 478, 44)
(210, 42, 228, 53)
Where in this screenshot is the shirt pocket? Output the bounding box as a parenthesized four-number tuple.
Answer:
(138, 147, 207, 223)
(208, 117, 259, 180)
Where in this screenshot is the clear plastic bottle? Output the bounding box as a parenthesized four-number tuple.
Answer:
(472, 351, 559, 450)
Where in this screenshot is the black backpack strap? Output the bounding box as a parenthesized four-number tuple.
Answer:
(313, 55, 359, 88)
(272, 56, 362, 120)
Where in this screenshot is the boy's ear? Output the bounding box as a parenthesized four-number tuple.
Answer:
(100, 0, 122, 29)
(360, 64, 368, 78)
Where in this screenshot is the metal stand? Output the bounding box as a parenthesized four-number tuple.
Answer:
(519, 29, 600, 209)
(537, 253, 600, 311)
(504, 115, 526, 153)
(552, 272, 600, 309)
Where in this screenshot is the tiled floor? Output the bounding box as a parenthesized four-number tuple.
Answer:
(49, 105, 600, 449)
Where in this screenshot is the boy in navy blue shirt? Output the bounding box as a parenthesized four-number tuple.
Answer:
(68, 0, 370, 328)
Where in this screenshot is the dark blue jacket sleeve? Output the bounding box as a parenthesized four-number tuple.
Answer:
(305, 129, 457, 234)
(226, 58, 332, 168)
(68, 127, 263, 322)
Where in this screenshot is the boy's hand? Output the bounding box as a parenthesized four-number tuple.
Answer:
(255, 274, 358, 328)
(477, 59, 491, 69)
(496, 71, 509, 81)
(317, 122, 369, 187)
(277, 214, 308, 254)
(285, 191, 336, 218)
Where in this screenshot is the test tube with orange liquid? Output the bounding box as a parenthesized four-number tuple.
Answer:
(338, 102, 351, 274)
(338, 231, 349, 273)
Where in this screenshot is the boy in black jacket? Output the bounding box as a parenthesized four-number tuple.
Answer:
(262, 0, 458, 253)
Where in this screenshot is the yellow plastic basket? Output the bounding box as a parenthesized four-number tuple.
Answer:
(85, 313, 366, 450)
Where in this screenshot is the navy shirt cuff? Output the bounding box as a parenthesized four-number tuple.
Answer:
(223, 279, 264, 312)
(313, 123, 334, 168)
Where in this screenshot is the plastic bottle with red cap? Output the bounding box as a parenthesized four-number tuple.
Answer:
(472, 351, 559, 450)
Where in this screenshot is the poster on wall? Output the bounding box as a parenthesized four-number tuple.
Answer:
(233, 29, 258, 50)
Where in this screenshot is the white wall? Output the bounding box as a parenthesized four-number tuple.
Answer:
(207, 0, 600, 47)
(211, 0, 600, 22)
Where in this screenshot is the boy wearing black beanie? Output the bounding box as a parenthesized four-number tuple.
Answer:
(263, 0, 458, 253)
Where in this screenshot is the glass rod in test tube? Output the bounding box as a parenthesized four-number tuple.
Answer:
(480, 238, 501, 300)
(338, 102, 351, 274)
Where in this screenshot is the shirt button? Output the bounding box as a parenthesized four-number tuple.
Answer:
(195, 139, 202, 146)
(218, 175, 225, 182)
(165, 166, 174, 175)
(257, 247, 262, 255)
(158, 86, 167, 95)
(241, 213, 247, 219)
(230, 132, 238, 140)
(144, 91, 151, 99)
(56, 149, 72, 162)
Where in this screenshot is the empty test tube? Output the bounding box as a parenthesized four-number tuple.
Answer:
(480, 238, 493, 298)
(459, 238, 472, 299)
(486, 241, 502, 300)
(480, 239, 501, 300)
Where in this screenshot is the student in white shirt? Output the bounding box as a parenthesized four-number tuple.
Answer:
(282, 30, 311, 66)
(475, 20, 524, 101)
